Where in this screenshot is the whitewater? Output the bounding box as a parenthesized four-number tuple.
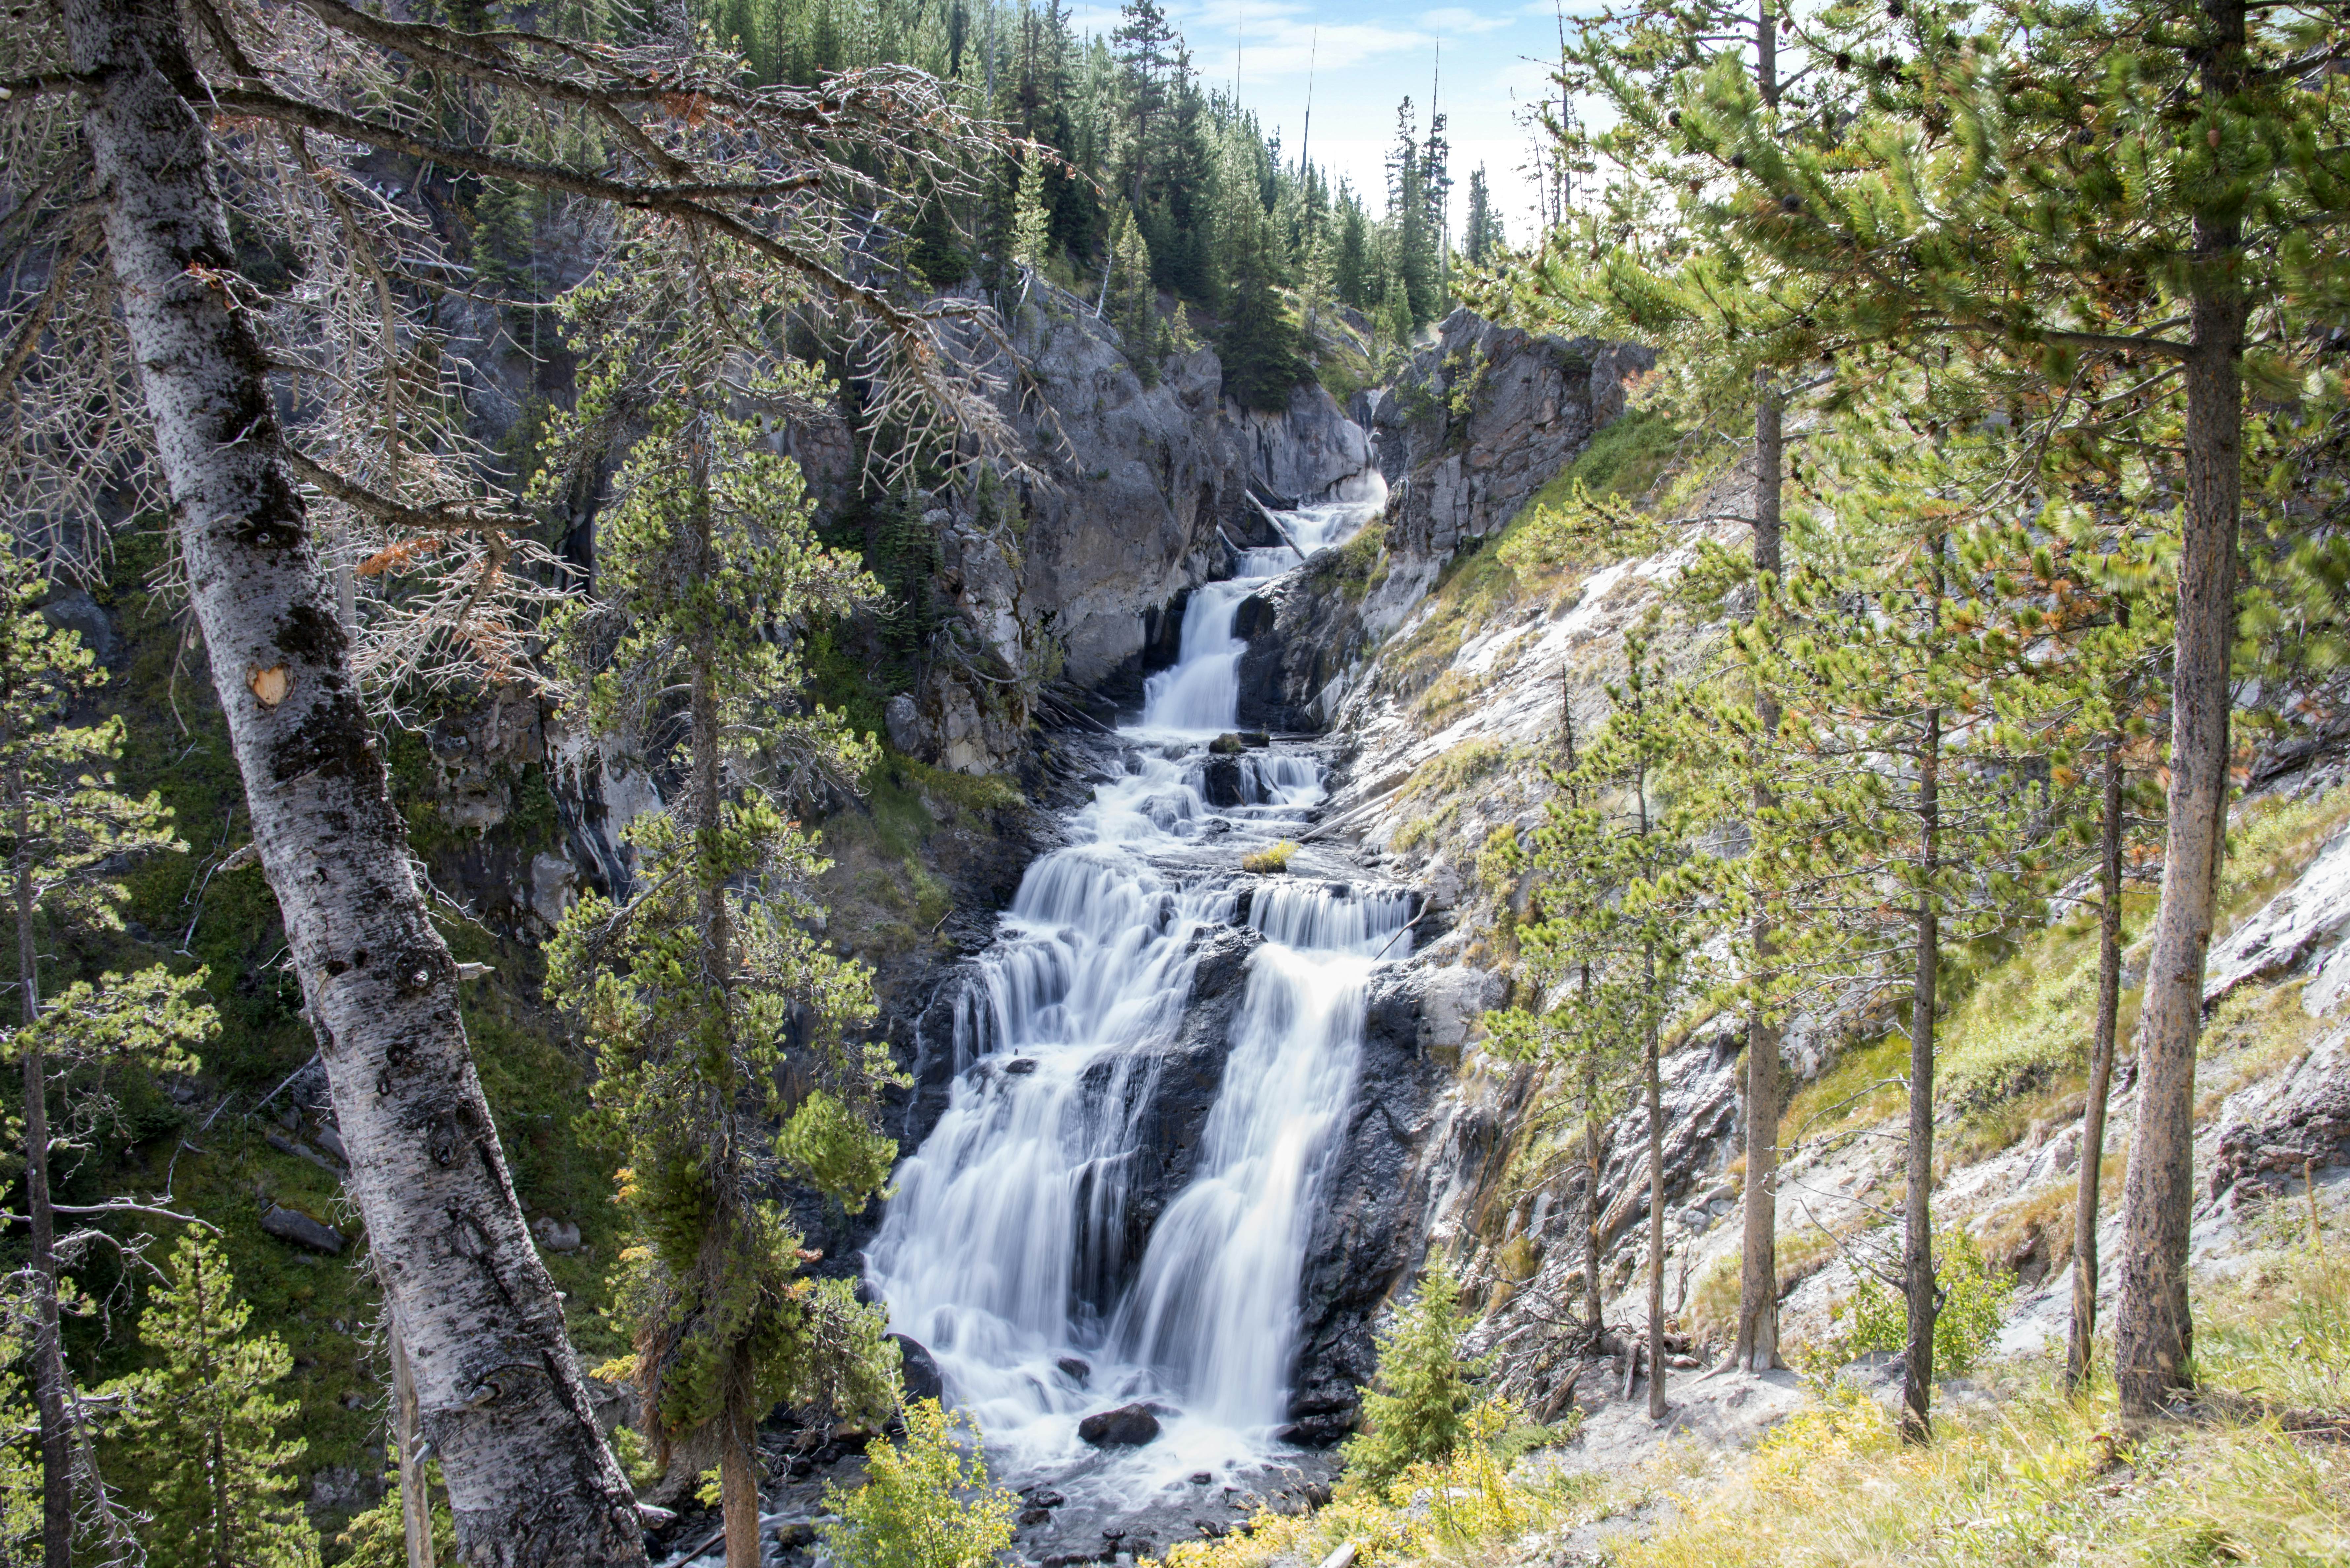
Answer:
(864, 482, 1409, 1525)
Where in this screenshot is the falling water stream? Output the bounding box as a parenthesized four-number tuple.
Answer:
(865, 482, 1407, 1538)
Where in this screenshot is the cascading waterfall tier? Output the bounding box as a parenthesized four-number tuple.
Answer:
(866, 483, 1405, 1521)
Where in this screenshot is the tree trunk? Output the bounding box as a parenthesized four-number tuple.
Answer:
(2068, 732, 2128, 1396)
(1582, 1044, 1604, 1337)
(1756, 0, 1778, 107)
(1901, 705, 1942, 1445)
(62, 0, 646, 1558)
(1645, 978, 1667, 1421)
(14, 785, 70, 1568)
(392, 1320, 436, 1568)
(1734, 384, 1786, 1374)
(2116, 0, 2246, 1423)
(720, 1389, 760, 1568)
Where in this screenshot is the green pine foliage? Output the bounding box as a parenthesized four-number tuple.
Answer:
(331, 1453, 458, 1568)
(819, 1400, 1017, 1568)
(106, 1234, 318, 1568)
(1340, 1262, 1488, 1490)
(545, 403, 904, 1480)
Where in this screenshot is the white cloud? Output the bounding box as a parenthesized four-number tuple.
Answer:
(1419, 7, 1517, 37)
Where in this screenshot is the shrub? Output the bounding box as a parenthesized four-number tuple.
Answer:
(1242, 840, 1298, 874)
(820, 1400, 1017, 1568)
(1341, 1262, 1490, 1489)
(1817, 1230, 2015, 1382)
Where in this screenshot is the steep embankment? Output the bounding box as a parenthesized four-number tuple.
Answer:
(1194, 302, 2350, 1561)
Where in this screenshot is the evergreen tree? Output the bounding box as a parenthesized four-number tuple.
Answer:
(1009, 148, 1053, 274)
(1111, 0, 1178, 206)
(1490, 627, 1703, 1417)
(0, 545, 192, 1566)
(1332, 190, 1372, 310)
(545, 258, 904, 1568)
(109, 1235, 318, 1568)
(1662, 0, 2350, 1416)
(1339, 1262, 1484, 1490)
(1711, 410, 2061, 1440)
(1486, 684, 1641, 1341)
(1462, 167, 1505, 268)
(1383, 99, 1438, 329)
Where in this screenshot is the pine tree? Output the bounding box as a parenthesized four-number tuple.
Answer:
(1219, 218, 1305, 413)
(1663, 0, 2350, 1416)
(0, 544, 191, 1565)
(1462, 167, 1506, 268)
(1486, 681, 1643, 1345)
(1009, 148, 1053, 274)
(1956, 504, 2170, 1394)
(1110, 212, 1161, 380)
(1494, 627, 1702, 1416)
(109, 1235, 318, 1568)
(1339, 1262, 1484, 1490)
(1711, 409, 2062, 1440)
(544, 259, 904, 1568)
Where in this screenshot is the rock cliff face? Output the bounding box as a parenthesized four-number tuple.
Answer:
(1359, 310, 1654, 560)
(1226, 311, 1656, 733)
(888, 286, 1377, 774)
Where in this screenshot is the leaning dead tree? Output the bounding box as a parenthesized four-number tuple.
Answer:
(27, 0, 1022, 1559)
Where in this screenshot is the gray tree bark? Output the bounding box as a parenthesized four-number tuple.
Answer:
(2068, 730, 2127, 1395)
(63, 0, 647, 1558)
(1900, 703, 1941, 1445)
(2115, 0, 2246, 1422)
(1733, 384, 1786, 1374)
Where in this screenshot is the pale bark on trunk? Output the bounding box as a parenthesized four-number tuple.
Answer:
(2115, 0, 2245, 1420)
(1734, 385, 1785, 1373)
(63, 0, 645, 1557)
(1900, 705, 1941, 1445)
(13, 768, 69, 1568)
(2068, 732, 2126, 1396)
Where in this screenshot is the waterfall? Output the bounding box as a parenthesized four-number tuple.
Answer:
(866, 482, 1409, 1500)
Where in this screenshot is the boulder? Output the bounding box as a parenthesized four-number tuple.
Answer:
(529, 852, 577, 930)
(1055, 1355, 1091, 1385)
(885, 693, 925, 754)
(260, 1203, 343, 1255)
(890, 1333, 946, 1404)
(532, 1216, 583, 1253)
(1201, 755, 1248, 807)
(1077, 1403, 1161, 1447)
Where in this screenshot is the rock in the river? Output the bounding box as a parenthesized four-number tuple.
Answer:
(260, 1203, 343, 1254)
(1201, 755, 1248, 806)
(1077, 1403, 1162, 1447)
(889, 1333, 945, 1405)
(1055, 1355, 1091, 1385)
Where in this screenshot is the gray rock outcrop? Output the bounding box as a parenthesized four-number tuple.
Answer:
(1359, 309, 1654, 561)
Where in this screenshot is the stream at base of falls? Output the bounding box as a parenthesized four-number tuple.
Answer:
(862, 488, 1407, 1560)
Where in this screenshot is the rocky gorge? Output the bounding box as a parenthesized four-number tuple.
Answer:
(101, 278, 2350, 1562)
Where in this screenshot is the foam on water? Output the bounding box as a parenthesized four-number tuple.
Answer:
(865, 482, 1410, 1505)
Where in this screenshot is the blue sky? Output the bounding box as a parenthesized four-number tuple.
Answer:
(1069, 0, 1576, 250)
